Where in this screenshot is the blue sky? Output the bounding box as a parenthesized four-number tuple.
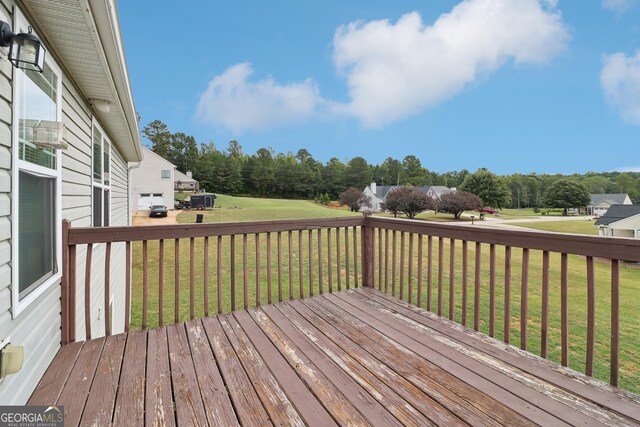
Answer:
(119, 0, 640, 175)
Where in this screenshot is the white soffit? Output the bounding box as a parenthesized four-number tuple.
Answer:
(22, 0, 142, 162)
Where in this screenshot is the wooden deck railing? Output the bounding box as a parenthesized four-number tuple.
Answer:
(60, 215, 640, 388)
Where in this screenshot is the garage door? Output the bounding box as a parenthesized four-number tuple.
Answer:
(138, 193, 164, 210)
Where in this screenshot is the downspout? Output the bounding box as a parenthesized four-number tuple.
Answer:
(127, 161, 142, 225)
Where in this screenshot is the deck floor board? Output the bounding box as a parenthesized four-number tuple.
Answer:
(30, 288, 640, 426)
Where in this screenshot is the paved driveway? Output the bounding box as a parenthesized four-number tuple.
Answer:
(132, 210, 180, 226)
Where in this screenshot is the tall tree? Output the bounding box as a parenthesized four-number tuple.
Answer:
(378, 157, 402, 186)
(461, 169, 511, 209)
(322, 157, 346, 199)
(142, 120, 171, 158)
(252, 147, 276, 196)
(344, 157, 372, 190)
(170, 132, 199, 173)
(402, 155, 429, 186)
(543, 179, 590, 215)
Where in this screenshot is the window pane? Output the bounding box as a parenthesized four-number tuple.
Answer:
(103, 189, 110, 227)
(93, 129, 102, 183)
(160, 170, 171, 179)
(93, 186, 102, 227)
(18, 63, 57, 169)
(103, 142, 110, 186)
(19, 171, 55, 298)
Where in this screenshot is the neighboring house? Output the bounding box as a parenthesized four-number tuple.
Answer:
(175, 169, 199, 191)
(130, 146, 176, 211)
(595, 205, 640, 238)
(587, 193, 632, 217)
(0, 0, 142, 404)
(361, 183, 453, 212)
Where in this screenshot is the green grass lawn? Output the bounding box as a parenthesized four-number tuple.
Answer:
(178, 194, 359, 223)
(129, 195, 639, 393)
(510, 220, 599, 236)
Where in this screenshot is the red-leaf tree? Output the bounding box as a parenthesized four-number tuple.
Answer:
(439, 191, 482, 219)
(384, 187, 438, 219)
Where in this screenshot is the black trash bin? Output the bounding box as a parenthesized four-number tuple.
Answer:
(196, 214, 204, 223)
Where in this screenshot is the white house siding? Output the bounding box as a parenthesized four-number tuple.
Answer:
(130, 146, 175, 212)
(0, 0, 131, 403)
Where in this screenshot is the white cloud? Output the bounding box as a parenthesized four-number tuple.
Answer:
(332, 0, 570, 127)
(195, 63, 322, 132)
(602, 0, 636, 12)
(601, 51, 640, 125)
(616, 165, 640, 172)
(196, 0, 569, 131)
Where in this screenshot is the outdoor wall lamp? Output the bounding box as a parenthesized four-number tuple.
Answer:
(0, 20, 45, 72)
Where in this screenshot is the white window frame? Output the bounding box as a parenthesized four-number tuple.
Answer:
(11, 9, 63, 318)
(160, 169, 171, 179)
(92, 119, 111, 227)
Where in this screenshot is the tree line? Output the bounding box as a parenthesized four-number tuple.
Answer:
(143, 120, 640, 205)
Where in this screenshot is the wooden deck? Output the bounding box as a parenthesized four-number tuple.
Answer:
(30, 288, 640, 426)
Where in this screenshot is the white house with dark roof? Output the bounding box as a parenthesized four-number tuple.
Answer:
(587, 193, 632, 217)
(361, 183, 453, 212)
(595, 205, 640, 238)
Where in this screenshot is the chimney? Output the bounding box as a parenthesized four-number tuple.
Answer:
(186, 171, 193, 178)
(370, 182, 377, 194)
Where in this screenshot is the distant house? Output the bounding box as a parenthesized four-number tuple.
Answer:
(130, 146, 176, 211)
(361, 183, 453, 212)
(587, 193, 632, 217)
(175, 169, 200, 192)
(595, 205, 640, 238)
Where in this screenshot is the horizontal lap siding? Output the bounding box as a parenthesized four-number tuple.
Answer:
(0, 0, 133, 401)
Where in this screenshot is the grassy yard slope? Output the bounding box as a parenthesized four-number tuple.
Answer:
(511, 220, 599, 236)
(178, 194, 360, 223)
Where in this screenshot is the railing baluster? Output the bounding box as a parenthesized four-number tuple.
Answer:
(124, 242, 129, 334)
(541, 250, 549, 358)
(462, 240, 468, 327)
(288, 231, 294, 299)
(611, 259, 620, 386)
(243, 234, 248, 309)
(70, 244, 78, 341)
(217, 236, 222, 314)
(345, 227, 350, 289)
(190, 237, 195, 319)
(256, 233, 261, 306)
(474, 242, 481, 331)
(489, 244, 496, 337)
(230, 235, 236, 311)
(400, 232, 405, 301)
(504, 246, 511, 344)
(204, 236, 209, 317)
(277, 232, 283, 302)
(378, 228, 383, 292)
(384, 229, 389, 293)
(267, 232, 272, 304)
(308, 230, 314, 297)
(327, 228, 333, 293)
(561, 252, 568, 367)
(159, 239, 164, 326)
(337, 227, 342, 292)
(417, 234, 423, 308)
(318, 229, 323, 294)
(427, 235, 433, 311)
(143, 240, 148, 329)
(392, 230, 397, 297)
(438, 237, 444, 317)
(521, 248, 530, 351)
(353, 226, 358, 287)
(298, 230, 304, 298)
(85, 243, 93, 339)
(586, 255, 595, 376)
(449, 238, 455, 321)
(104, 242, 111, 336)
(408, 233, 414, 304)
(175, 238, 180, 324)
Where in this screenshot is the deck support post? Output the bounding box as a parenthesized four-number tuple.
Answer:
(362, 213, 374, 287)
(61, 219, 70, 345)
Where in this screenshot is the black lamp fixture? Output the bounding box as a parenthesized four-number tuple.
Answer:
(0, 20, 45, 72)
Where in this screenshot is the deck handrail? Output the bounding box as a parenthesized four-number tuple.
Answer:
(60, 215, 639, 389)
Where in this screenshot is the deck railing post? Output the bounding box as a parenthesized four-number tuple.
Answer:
(362, 213, 374, 287)
(61, 219, 71, 345)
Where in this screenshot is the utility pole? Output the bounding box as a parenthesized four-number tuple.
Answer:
(517, 188, 520, 210)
